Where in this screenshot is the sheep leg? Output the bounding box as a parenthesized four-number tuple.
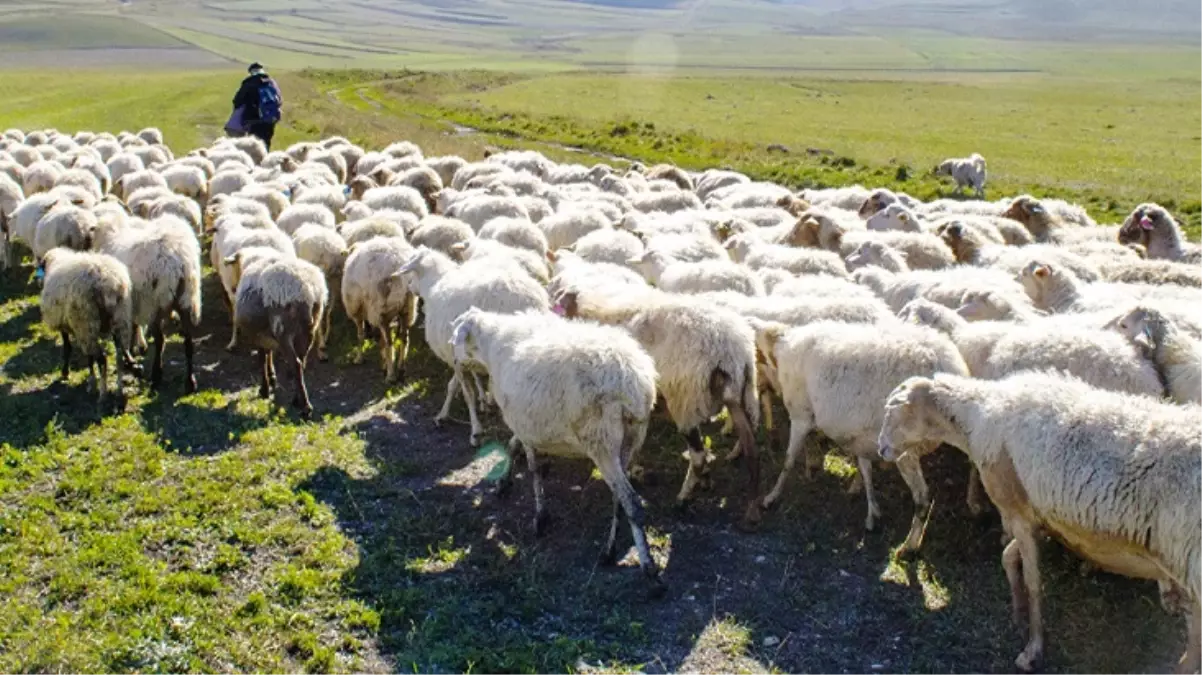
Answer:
(1002, 536, 1027, 625)
(675, 428, 710, 506)
(291, 352, 312, 418)
(802, 433, 825, 480)
(1179, 602, 1200, 674)
(597, 442, 663, 593)
(289, 334, 313, 418)
(760, 392, 774, 453)
(94, 352, 109, 406)
(267, 351, 278, 390)
(600, 491, 624, 566)
(894, 452, 931, 552)
(457, 366, 484, 446)
(351, 321, 366, 365)
(966, 467, 985, 517)
(133, 324, 148, 356)
(180, 310, 197, 394)
(148, 319, 166, 389)
(762, 416, 812, 510)
(856, 455, 882, 532)
(473, 372, 491, 408)
(317, 302, 332, 363)
(59, 330, 72, 381)
(434, 374, 459, 425)
(522, 442, 548, 536)
(727, 400, 762, 528)
(378, 321, 396, 384)
(1009, 523, 1045, 673)
(257, 349, 272, 399)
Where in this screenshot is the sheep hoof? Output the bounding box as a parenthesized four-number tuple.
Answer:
(864, 515, 876, 532)
(297, 405, 314, 420)
(185, 376, 197, 394)
(469, 433, 482, 448)
(433, 416, 446, 429)
(495, 476, 513, 498)
(532, 510, 550, 537)
(738, 505, 763, 532)
(1015, 647, 1041, 673)
(317, 350, 329, 363)
(724, 445, 743, 462)
(258, 385, 271, 400)
(644, 577, 668, 600)
(597, 546, 618, 567)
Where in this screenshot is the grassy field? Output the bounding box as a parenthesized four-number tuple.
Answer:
(0, 64, 1198, 672)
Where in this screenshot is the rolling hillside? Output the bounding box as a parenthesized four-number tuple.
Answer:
(0, 0, 1196, 70)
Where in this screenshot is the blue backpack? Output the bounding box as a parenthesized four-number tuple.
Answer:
(256, 79, 281, 123)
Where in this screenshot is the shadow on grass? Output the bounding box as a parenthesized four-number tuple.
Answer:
(138, 391, 271, 456)
(0, 378, 116, 450)
(301, 385, 1189, 674)
(2, 333, 63, 379)
(0, 302, 40, 344)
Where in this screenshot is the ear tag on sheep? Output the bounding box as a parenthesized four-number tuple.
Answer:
(477, 441, 511, 482)
(34, 267, 45, 280)
(343, 185, 352, 195)
(1142, 325, 1154, 342)
(1140, 217, 1154, 230)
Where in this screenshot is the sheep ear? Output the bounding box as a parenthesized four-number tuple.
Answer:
(1133, 324, 1155, 350)
(545, 249, 558, 263)
(1033, 265, 1049, 278)
(222, 253, 239, 265)
(898, 212, 909, 222)
(1029, 204, 1044, 214)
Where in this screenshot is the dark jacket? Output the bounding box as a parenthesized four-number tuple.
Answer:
(232, 72, 279, 124)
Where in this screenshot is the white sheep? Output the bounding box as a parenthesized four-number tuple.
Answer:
(339, 216, 407, 248)
(451, 238, 550, 285)
(38, 247, 136, 405)
(878, 371, 1200, 672)
(33, 204, 96, 260)
(339, 235, 419, 382)
(292, 224, 349, 361)
(408, 215, 474, 258)
(632, 190, 702, 215)
(555, 285, 764, 528)
(277, 203, 336, 236)
(477, 216, 549, 256)
(933, 153, 986, 197)
(546, 249, 646, 300)
(397, 246, 551, 446)
(844, 240, 909, 273)
(751, 318, 969, 552)
(22, 160, 63, 195)
(630, 248, 762, 296)
(724, 233, 848, 278)
(91, 214, 202, 392)
(538, 208, 610, 251)
(445, 193, 529, 231)
(158, 164, 208, 204)
(208, 169, 254, 200)
(1106, 306, 1202, 405)
(448, 307, 664, 593)
(571, 228, 644, 267)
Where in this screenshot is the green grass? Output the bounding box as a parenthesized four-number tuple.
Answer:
(303, 67, 1202, 235)
(0, 14, 187, 51)
(0, 64, 1197, 672)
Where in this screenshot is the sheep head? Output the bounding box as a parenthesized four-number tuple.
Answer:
(937, 221, 981, 263)
(1106, 306, 1169, 355)
(1119, 203, 1174, 247)
(449, 306, 486, 365)
(857, 189, 895, 218)
(776, 195, 812, 218)
(551, 289, 579, 319)
(897, 298, 960, 334)
(787, 214, 822, 248)
(957, 290, 1028, 322)
(878, 376, 947, 462)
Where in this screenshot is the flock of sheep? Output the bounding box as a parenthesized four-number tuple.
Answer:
(0, 126, 1199, 673)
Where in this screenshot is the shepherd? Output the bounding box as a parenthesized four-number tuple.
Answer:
(225, 62, 282, 150)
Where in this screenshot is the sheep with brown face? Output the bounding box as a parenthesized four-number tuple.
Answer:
(1118, 203, 1201, 264)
